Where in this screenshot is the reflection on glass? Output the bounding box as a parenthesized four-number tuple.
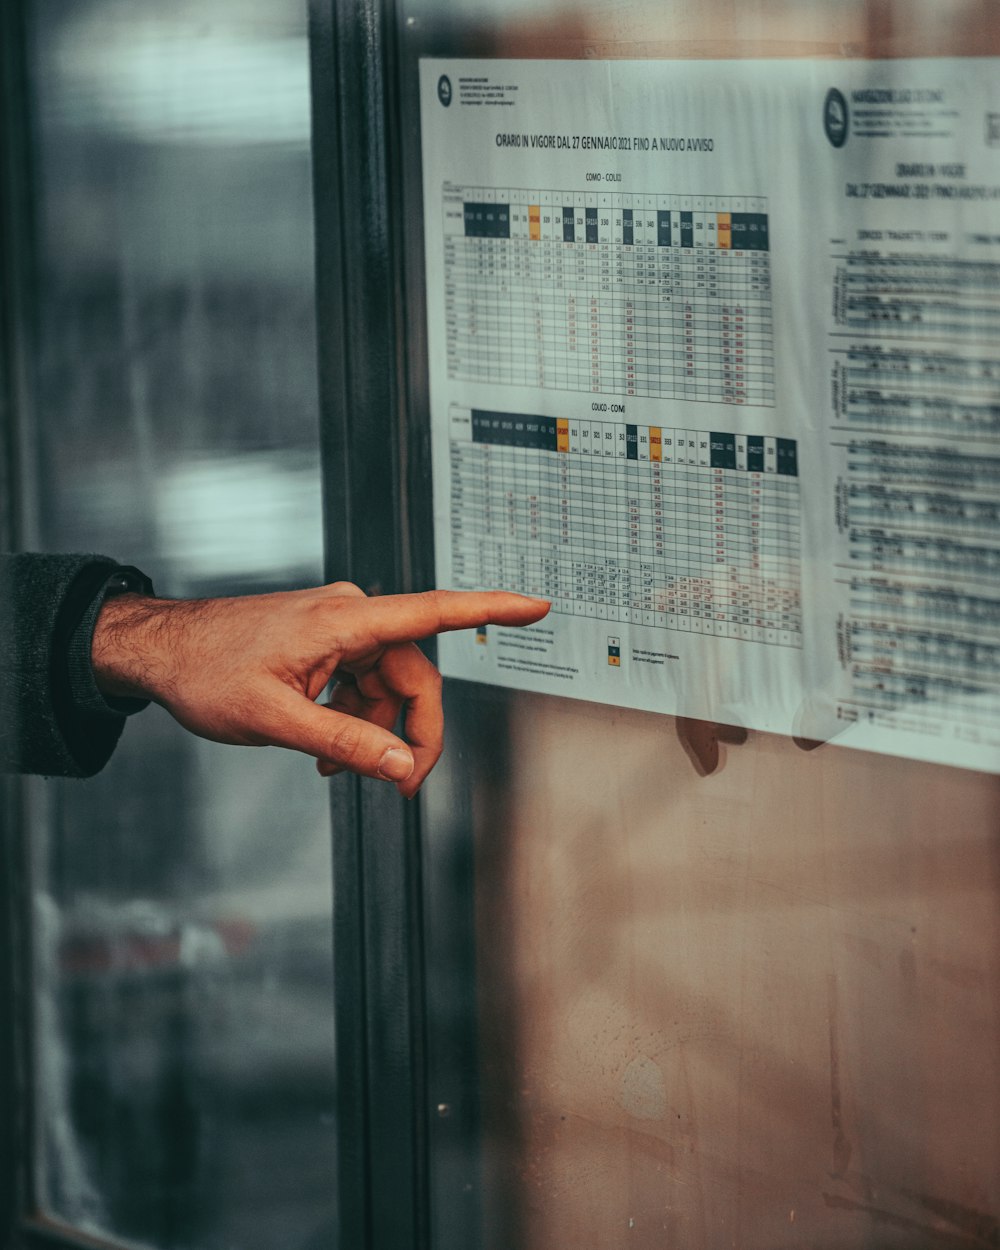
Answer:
(25, 2, 335, 1247)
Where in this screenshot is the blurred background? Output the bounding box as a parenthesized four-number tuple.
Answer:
(17, 1, 336, 1247)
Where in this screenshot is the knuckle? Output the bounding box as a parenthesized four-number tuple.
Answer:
(422, 739, 444, 768)
(328, 718, 366, 763)
(327, 580, 366, 598)
(417, 589, 448, 627)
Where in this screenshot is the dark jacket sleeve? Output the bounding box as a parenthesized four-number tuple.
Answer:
(0, 553, 153, 778)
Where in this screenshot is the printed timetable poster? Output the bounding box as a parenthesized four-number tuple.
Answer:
(419, 57, 1000, 773)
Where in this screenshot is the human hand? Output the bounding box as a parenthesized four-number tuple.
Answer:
(92, 582, 549, 796)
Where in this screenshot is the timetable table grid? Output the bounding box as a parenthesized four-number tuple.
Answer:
(449, 407, 801, 645)
(443, 185, 774, 406)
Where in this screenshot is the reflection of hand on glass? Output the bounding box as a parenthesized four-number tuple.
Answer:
(92, 581, 550, 796)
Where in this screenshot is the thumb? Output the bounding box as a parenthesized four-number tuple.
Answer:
(266, 688, 414, 784)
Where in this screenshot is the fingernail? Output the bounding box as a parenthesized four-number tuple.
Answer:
(378, 748, 414, 781)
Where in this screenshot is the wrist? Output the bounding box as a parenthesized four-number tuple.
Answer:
(91, 594, 177, 702)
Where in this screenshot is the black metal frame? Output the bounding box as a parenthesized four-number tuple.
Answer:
(309, 1, 519, 1244)
(1, 0, 36, 1244)
(309, 2, 431, 1247)
(309, 4, 516, 1247)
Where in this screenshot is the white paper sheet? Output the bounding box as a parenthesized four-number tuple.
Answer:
(419, 57, 1000, 771)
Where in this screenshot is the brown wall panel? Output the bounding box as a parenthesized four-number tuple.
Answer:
(472, 699, 1000, 1247)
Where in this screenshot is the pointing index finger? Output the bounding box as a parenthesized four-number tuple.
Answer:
(341, 589, 550, 647)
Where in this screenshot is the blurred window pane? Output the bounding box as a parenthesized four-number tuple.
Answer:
(23, 2, 336, 1247)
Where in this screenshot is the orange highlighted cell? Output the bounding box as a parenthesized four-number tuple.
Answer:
(557, 418, 570, 452)
(649, 426, 663, 462)
(529, 205, 541, 241)
(717, 212, 732, 249)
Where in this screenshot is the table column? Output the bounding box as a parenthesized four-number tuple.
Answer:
(729, 207, 753, 406)
(666, 430, 692, 629)
(493, 198, 513, 386)
(624, 425, 642, 623)
(708, 461, 729, 637)
(702, 204, 723, 405)
(691, 208, 713, 404)
(723, 464, 752, 640)
(444, 233, 462, 380)
(560, 204, 578, 392)
(610, 198, 625, 392)
(506, 196, 531, 390)
(476, 233, 500, 386)
(537, 438, 560, 606)
(621, 202, 637, 397)
(449, 434, 485, 590)
(650, 432, 665, 630)
(458, 235, 483, 383)
(729, 435, 754, 639)
(634, 197, 657, 399)
(505, 441, 525, 595)
(584, 197, 603, 393)
(747, 208, 774, 406)
(652, 207, 674, 401)
(588, 418, 609, 617)
(708, 431, 741, 637)
(496, 438, 515, 591)
(569, 198, 587, 393)
(679, 208, 697, 403)
(583, 421, 603, 616)
(596, 195, 617, 391)
(539, 193, 559, 391)
(774, 439, 801, 645)
(572, 420, 597, 615)
(556, 427, 575, 612)
(590, 420, 612, 618)
(717, 212, 737, 406)
(669, 208, 684, 401)
(522, 422, 543, 598)
(745, 435, 766, 639)
(691, 432, 715, 633)
(759, 438, 782, 643)
(630, 425, 650, 625)
(480, 437, 503, 591)
(523, 197, 543, 389)
(550, 209, 569, 392)
(606, 421, 628, 622)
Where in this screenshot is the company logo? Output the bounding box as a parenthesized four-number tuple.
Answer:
(824, 87, 849, 148)
(437, 75, 452, 107)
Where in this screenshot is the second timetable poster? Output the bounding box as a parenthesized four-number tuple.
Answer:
(419, 57, 1000, 773)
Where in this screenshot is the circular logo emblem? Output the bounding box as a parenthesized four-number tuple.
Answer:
(824, 87, 849, 148)
(437, 75, 452, 108)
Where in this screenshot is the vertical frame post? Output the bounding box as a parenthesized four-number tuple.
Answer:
(309, 1, 429, 1247)
(1, 0, 35, 1241)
